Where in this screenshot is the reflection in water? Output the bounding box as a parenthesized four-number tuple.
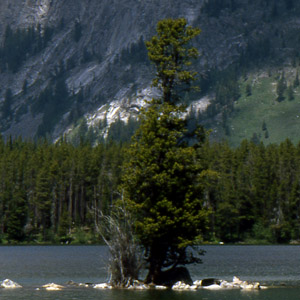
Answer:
(1, 288, 300, 300)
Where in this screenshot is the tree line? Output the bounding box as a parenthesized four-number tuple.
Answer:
(0, 137, 124, 243)
(1, 134, 300, 244)
(201, 138, 300, 244)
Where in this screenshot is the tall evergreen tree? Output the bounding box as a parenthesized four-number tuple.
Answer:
(146, 18, 200, 104)
(123, 18, 209, 285)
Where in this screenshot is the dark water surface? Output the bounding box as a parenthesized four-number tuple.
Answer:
(0, 245, 300, 299)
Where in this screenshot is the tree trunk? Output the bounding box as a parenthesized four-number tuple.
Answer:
(145, 244, 166, 284)
(144, 244, 193, 286)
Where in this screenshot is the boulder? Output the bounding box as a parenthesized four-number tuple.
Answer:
(155, 267, 193, 287)
(219, 280, 241, 289)
(0, 279, 22, 288)
(233, 277, 261, 290)
(93, 283, 112, 289)
(66, 280, 90, 287)
(202, 277, 262, 290)
(240, 281, 261, 290)
(127, 280, 149, 290)
(188, 276, 264, 291)
(193, 279, 202, 286)
(189, 285, 198, 290)
(233, 276, 243, 285)
(203, 283, 222, 290)
(172, 281, 199, 291)
(42, 283, 64, 291)
(200, 278, 220, 287)
(155, 285, 168, 289)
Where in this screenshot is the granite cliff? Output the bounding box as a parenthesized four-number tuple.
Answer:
(0, 0, 298, 141)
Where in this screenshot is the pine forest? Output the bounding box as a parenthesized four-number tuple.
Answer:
(1, 135, 300, 245)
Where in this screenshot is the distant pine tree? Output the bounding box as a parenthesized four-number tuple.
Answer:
(276, 73, 287, 102)
(264, 129, 269, 139)
(245, 83, 252, 96)
(73, 20, 82, 42)
(2, 88, 13, 119)
(251, 132, 260, 145)
(294, 71, 299, 87)
(287, 84, 295, 101)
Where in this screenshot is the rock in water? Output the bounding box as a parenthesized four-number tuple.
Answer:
(201, 276, 262, 290)
(93, 283, 112, 289)
(42, 283, 64, 291)
(155, 285, 168, 290)
(155, 267, 193, 286)
(0, 279, 22, 288)
(203, 284, 222, 290)
(201, 278, 220, 287)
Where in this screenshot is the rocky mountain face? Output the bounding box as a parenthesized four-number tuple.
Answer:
(0, 0, 299, 141)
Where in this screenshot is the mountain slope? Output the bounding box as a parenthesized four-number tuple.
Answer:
(0, 0, 299, 144)
(222, 68, 300, 147)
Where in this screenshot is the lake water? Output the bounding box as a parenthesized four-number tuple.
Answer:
(1, 245, 300, 299)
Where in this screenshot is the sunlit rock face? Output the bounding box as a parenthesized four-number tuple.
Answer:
(0, 0, 298, 140)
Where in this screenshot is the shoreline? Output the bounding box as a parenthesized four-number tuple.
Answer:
(3, 277, 300, 292)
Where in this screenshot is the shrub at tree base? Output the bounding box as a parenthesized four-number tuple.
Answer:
(95, 205, 143, 287)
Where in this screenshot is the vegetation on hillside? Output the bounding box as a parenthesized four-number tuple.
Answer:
(204, 68, 300, 147)
(0, 24, 55, 73)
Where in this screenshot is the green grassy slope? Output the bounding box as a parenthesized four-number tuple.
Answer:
(223, 69, 300, 147)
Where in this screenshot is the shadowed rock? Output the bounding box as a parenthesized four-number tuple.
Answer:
(154, 267, 193, 287)
(201, 278, 220, 286)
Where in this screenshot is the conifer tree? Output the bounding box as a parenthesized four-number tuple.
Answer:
(122, 18, 208, 285)
(276, 73, 286, 102)
(2, 88, 13, 120)
(34, 164, 53, 240)
(6, 189, 27, 241)
(287, 84, 294, 101)
(146, 18, 200, 104)
(293, 71, 299, 88)
(245, 83, 252, 96)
